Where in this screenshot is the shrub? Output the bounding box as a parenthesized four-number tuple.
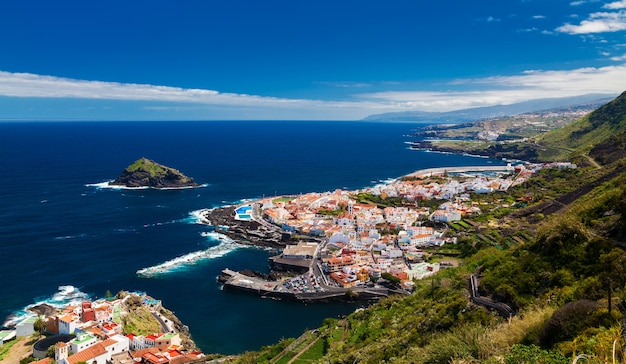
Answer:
(539, 299, 599, 348)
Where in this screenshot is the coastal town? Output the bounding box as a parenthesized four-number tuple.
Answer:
(0, 291, 205, 364)
(1, 161, 578, 363)
(209, 162, 576, 301)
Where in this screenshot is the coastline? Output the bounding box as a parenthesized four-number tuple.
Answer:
(1, 120, 514, 355)
(194, 164, 521, 304)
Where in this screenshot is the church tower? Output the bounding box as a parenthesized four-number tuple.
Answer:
(55, 342, 68, 363)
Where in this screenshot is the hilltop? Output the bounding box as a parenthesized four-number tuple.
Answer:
(110, 157, 199, 189)
(223, 92, 626, 363)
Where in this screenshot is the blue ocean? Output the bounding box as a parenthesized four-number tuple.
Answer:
(0, 120, 505, 354)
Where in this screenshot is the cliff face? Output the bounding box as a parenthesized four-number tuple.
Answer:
(111, 157, 199, 188)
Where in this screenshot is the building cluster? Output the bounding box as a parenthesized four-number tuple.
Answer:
(261, 192, 446, 289)
(260, 163, 578, 289)
(364, 174, 514, 201)
(10, 295, 203, 364)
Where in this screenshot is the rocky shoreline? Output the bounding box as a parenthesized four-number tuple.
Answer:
(111, 157, 199, 188)
(200, 205, 289, 248)
(409, 140, 540, 162)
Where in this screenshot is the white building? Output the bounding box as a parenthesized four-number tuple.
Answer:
(70, 333, 98, 354)
(126, 334, 146, 351)
(58, 314, 78, 335)
(103, 334, 130, 356)
(16, 316, 37, 337)
(55, 341, 109, 364)
(432, 209, 461, 222)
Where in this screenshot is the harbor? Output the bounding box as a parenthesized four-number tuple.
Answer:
(218, 268, 399, 303)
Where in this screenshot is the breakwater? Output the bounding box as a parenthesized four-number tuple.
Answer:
(404, 165, 515, 179)
(218, 269, 397, 303)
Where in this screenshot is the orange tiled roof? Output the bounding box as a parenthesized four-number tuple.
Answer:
(67, 343, 107, 364)
(100, 337, 118, 348)
(59, 314, 74, 323)
(31, 358, 53, 364)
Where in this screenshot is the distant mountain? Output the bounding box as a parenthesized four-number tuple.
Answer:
(363, 94, 615, 123)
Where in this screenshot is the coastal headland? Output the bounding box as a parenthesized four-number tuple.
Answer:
(200, 205, 291, 248)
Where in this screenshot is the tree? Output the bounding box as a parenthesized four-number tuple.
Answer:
(381, 272, 401, 286)
(46, 345, 55, 358)
(599, 248, 626, 313)
(33, 316, 46, 339)
(345, 290, 359, 301)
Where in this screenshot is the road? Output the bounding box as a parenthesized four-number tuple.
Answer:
(151, 310, 175, 334)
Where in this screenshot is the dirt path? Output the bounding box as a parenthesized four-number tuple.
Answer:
(3, 336, 36, 363)
(287, 337, 320, 364)
(583, 153, 602, 169)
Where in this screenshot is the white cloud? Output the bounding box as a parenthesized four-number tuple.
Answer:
(0, 66, 624, 118)
(533, 15, 546, 19)
(604, 0, 626, 9)
(570, 1, 587, 5)
(0, 71, 394, 119)
(556, 10, 626, 34)
(610, 53, 626, 60)
(356, 65, 626, 112)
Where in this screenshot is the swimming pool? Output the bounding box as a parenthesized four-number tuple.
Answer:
(235, 205, 252, 214)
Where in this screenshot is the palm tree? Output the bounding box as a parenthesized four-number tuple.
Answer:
(33, 316, 46, 339)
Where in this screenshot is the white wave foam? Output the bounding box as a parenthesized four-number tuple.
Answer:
(142, 219, 179, 228)
(3, 285, 90, 327)
(136, 233, 243, 278)
(54, 234, 87, 240)
(85, 181, 207, 190)
(187, 208, 213, 225)
(158, 183, 208, 190)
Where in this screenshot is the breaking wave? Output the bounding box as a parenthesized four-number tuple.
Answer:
(3, 285, 90, 327)
(136, 232, 243, 278)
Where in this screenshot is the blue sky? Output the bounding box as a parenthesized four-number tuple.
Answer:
(1, 0, 626, 120)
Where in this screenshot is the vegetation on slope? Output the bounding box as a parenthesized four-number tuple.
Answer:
(228, 164, 626, 364)
(224, 93, 626, 363)
(417, 91, 626, 164)
(537, 90, 626, 163)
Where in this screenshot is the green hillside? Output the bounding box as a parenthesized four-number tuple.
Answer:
(537, 90, 626, 164)
(220, 93, 626, 364)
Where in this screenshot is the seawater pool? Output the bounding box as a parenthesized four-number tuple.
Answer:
(235, 206, 252, 214)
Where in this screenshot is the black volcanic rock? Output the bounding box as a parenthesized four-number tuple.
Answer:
(110, 157, 199, 188)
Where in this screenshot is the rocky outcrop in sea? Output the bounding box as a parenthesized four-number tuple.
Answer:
(110, 157, 199, 188)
